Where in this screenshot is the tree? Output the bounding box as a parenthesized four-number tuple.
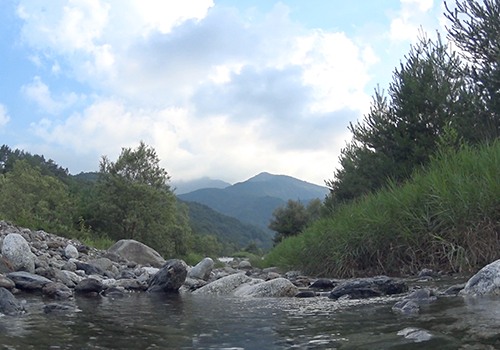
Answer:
(91, 142, 184, 257)
(445, 0, 500, 140)
(0, 160, 74, 233)
(269, 199, 310, 244)
(326, 33, 473, 206)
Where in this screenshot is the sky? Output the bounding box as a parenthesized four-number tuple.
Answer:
(0, 0, 448, 186)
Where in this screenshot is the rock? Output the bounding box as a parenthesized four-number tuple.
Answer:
(75, 278, 104, 294)
(418, 268, 437, 278)
(64, 244, 79, 259)
(42, 282, 73, 300)
(234, 278, 299, 298)
(7, 271, 52, 291)
(443, 284, 465, 296)
(2, 233, 35, 273)
(264, 272, 281, 281)
(295, 291, 317, 298)
(43, 302, 80, 314)
(328, 276, 408, 300)
(188, 257, 214, 281)
(147, 259, 188, 293)
(102, 287, 127, 298)
(193, 273, 252, 296)
(392, 300, 420, 315)
(310, 279, 335, 291)
(75, 262, 104, 276)
(461, 259, 500, 296)
(0, 287, 26, 315)
(0, 257, 14, 273)
(238, 260, 252, 270)
(0, 275, 15, 289)
(392, 288, 436, 315)
(55, 270, 82, 288)
(108, 240, 165, 268)
(88, 258, 114, 272)
(182, 277, 208, 292)
(397, 327, 432, 342)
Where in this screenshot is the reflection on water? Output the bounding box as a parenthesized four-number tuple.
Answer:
(0, 279, 499, 349)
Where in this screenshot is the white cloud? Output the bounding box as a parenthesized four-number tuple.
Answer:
(390, 0, 441, 42)
(18, 1, 377, 185)
(21, 76, 79, 114)
(0, 104, 11, 127)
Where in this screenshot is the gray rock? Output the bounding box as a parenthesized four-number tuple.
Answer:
(108, 240, 165, 268)
(392, 300, 420, 315)
(55, 270, 82, 288)
(2, 233, 35, 273)
(42, 282, 73, 300)
(329, 276, 408, 300)
(193, 273, 252, 296)
(310, 278, 335, 291)
(88, 258, 114, 272)
(64, 244, 79, 259)
(234, 278, 299, 298)
(43, 302, 80, 314)
(397, 327, 432, 342)
(147, 259, 188, 293)
(0, 275, 15, 289)
(75, 262, 104, 276)
(188, 257, 214, 280)
(0, 287, 26, 316)
(295, 291, 317, 298)
(238, 260, 252, 270)
(75, 278, 104, 294)
(7, 271, 52, 291)
(461, 259, 500, 296)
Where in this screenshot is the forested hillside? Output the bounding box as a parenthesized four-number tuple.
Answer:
(0, 143, 256, 259)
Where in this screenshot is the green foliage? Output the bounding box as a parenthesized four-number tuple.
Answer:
(267, 140, 500, 277)
(0, 160, 75, 235)
(326, 33, 474, 206)
(446, 0, 500, 139)
(90, 141, 190, 257)
(269, 199, 325, 244)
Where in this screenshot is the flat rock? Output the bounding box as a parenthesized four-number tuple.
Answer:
(193, 273, 252, 296)
(234, 278, 299, 298)
(7, 271, 52, 291)
(329, 276, 408, 300)
(108, 240, 165, 268)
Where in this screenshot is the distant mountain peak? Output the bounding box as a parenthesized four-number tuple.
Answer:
(247, 172, 277, 182)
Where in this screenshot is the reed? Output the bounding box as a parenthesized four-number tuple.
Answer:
(265, 141, 500, 277)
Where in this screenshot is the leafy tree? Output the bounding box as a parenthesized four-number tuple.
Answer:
(326, 33, 473, 206)
(269, 199, 311, 244)
(91, 141, 183, 257)
(445, 0, 500, 140)
(0, 160, 74, 233)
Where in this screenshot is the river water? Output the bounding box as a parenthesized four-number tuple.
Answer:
(0, 277, 499, 349)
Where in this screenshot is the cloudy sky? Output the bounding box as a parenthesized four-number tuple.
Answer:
(0, 0, 447, 186)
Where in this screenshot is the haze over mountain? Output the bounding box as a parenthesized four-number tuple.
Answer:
(172, 177, 231, 195)
(178, 172, 329, 233)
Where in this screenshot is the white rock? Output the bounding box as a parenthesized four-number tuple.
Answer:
(461, 259, 500, 296)
(192, 273, 251, 295)
(188, 257, 214, 280)
(1, 233, 35, 273)
(64, 244, 79, 259)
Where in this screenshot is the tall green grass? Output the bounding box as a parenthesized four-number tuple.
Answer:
(265, 141, 500, 277)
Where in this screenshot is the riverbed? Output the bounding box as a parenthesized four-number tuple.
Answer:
(0, 276, 498, 349)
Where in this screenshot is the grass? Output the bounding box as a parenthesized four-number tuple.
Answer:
(265, 141, 500, 278)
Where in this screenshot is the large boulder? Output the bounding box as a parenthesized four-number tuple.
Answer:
(147, 259, 188, 293)
(188, 257, 214, 281)
(461, 259, 500, 296)
(234, 278, 299, 298)
(328, 276, 408, 300)
(1, 233, 35, 273)
(192, 273, 252, 296)
(0, 287, 26, 316)
(107, 240, 165, 268)
(7, 271, 52, 291)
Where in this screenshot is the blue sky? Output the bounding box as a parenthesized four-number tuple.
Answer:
(0, 0, 446, 186)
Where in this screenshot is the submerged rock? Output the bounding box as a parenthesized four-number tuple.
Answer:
(328, 276, 408, 300)
(0, 287, 26, 316)
(43, 302, 80, 314)
(147, 259, 187, 293)
(397, 327, 432, 342)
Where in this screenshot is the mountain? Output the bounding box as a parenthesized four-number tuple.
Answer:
(178, 172, 329, 233)
(171, 177, 231, 195)
(180, 200, 273, 250)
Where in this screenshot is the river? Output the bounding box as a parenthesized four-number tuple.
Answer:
(0, 276, 498, 349)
